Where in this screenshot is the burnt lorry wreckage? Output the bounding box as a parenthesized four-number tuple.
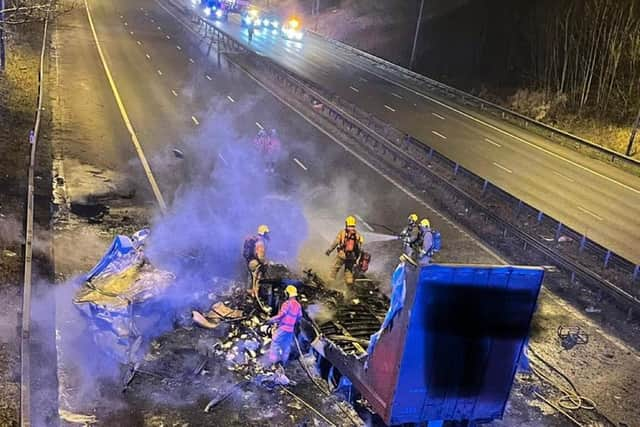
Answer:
(73, 232, 543, 426)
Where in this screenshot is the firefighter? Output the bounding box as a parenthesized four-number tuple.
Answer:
(417, 218, 441, 265)
(325, 215, 364, 286)
(267, 285, 302, 366)
(399, 213, 420, 257)
(243, 224, 270, 297)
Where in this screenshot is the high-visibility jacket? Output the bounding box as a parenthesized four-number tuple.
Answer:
(270, 298, 302, 333)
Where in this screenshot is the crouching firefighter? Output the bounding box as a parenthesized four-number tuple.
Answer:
(243, 225, 270, 297)
(325, 215, 364, 286)
(267, 285, 302, 366)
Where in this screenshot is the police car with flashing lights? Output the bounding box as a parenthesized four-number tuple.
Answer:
(194, 0, 228, 22)
(281, 18, 304, 41)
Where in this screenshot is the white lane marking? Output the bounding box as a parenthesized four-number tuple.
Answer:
(189, 58, 195, 63)
(293, 157, 308, 171)
(355, 214, 374, 232)
(358, 77, 367, 83)
(129, 31, 134, 35)
(227, 95, 235, 103)
(176, 45, 182, 50)
(577, 205, 603, 221)
(120, 15, 123, 19)
(349, 86, 359, 93)
(205, 74, 212, 80)
(166, 34, 171, 39)
(136, 40, 142, 45)
(218, 153, 228, 166)
(151, 18, 155, 23)
(191, 116, 200, 125)
(85, 0, 167, 212)
(391, 92, 403, 99)
(171, 89, 178, 97)
(124, 22, 128, 26)
(154, 0, 506, 264)
(484, 137, 501, 147)
(157, 26, 161, 30)
(431, 112, 445, 120)
(157, 69, 163, 76)
(145, 53, 151, 60)
(384, 104, 396, 112)
(255, 122, 264, 130)
(432, 130, 447, 140)
(493, 162, 512, 174)
(553, 170, 575, 183)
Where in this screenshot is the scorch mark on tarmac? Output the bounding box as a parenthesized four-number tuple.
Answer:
(293, 158, 308, 171)
(484, 138, 501, 148)
(492, 162, 512, 174)
(84, 0, 167, 212)
(355, 214, 374, 232)
(384, 105, 396, 112)
(432, 130, 447, 140)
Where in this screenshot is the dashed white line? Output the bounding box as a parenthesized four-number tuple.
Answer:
(492, 162, 512, 174)
(189, 58, 195, 64)
(293, 157, 308, 171)
(255, 122, 264, 130)
(391, 92, 403, 99)
(120, 15, 123, 19)
(349, 86, 359, 93)
(218, 153, 228, 166)
(191, 116, 200, 125)
(157, 26, 161, 30)
(431, 112, 445, 120)
(136, 40, 142, 46)
(151, 18, 155, 23)
(176, 45, 182, 50)
(577, 205, 603, 221)
(124, 22, 128, 26)
(227, 95, 235, 103)
(156, 69, 163, 76)
(432, 130, 447, 140)
(129, 31, 134, 35)
(355, 214, 374, 232)
(484, 138, 501, 147)
(205, 74, 212, 80)
(171, 89, 178, 97)
(553, 170, 575, 183)
(145, 53, 151, 60)
(358, 77, 367, 83)
(384, 104, 396, 112)
(166, 35, 171, 40)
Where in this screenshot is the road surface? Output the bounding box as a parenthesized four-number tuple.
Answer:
(200, 8, 640, 266)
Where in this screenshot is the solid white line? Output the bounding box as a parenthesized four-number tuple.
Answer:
(256, 122, 263, 130)
(205, 74, 212, 80)
(227, 95, 235, 103)
(293, 157, 308, 171)
(349, 86, 359, 93)
(493, 162, 512, 174)
(553, 170, 575, 183)
(432, 130, 447, 140)
(157, 69, 163, 76)
(391, 92, 403, 99)
(431, 112, 445, 120)
(85, 0, 166, 212)
(191, 116, 200, 125)
(484, 138, 501, 148)
(384, 104, 396, 112)
(171, 89, 178, 97)
(577, 205, 603, 221)
(355, 214, 374, 232)
(145, 53, 151, 60)
(189, 58, 195, 63)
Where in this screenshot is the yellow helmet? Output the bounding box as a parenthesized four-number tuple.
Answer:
(420, 218, 430, 228)
(285, 285, 298, 297)
(257, 224, 270, 235)
(408, 213, 418, 223)
(345, 215, 357, 227)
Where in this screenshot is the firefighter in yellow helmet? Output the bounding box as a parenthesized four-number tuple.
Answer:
(325, 216, 364, 286)
(243, 224, 270, 297)
(267, 285, 302, 366)
(399, 213, 421, 257)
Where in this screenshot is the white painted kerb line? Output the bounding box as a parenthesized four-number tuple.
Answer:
(293, 158, 308, 171)
(84, 0, 167, 212)
(355, 214, 374, 232)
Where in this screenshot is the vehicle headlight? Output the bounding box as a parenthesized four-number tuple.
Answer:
(204, 7, 211, 16)
(271, 21, 279, 28)
(215, 9, 223, 18)
(191, 0, 198, 5)
(272, 29, 278, 35)
(262, 19, 270, 26)
(295, 32, 303, 40)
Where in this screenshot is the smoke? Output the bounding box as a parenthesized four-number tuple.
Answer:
(0, 215, 23, 248)
(305, 302, 335, 324)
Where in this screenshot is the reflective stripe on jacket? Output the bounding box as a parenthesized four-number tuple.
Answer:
(271, 298, 302, 333)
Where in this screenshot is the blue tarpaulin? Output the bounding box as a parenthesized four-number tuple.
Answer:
(368, 261, 407, 357)
(84, 235, 135, 282)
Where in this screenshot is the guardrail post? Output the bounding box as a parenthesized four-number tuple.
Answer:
(554, 223, 563, 242)
(633, 265, 639, 281)
(217, 31, 221, 68)
(604, 250, 612, 269)
(514, 200, 522, 217)
(453, 163, 459, 175)
(537, 211, 544, 224)
(579, 235, 587, 253)
(428, 147, 434, 160)
(481, 180, 488, 194)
